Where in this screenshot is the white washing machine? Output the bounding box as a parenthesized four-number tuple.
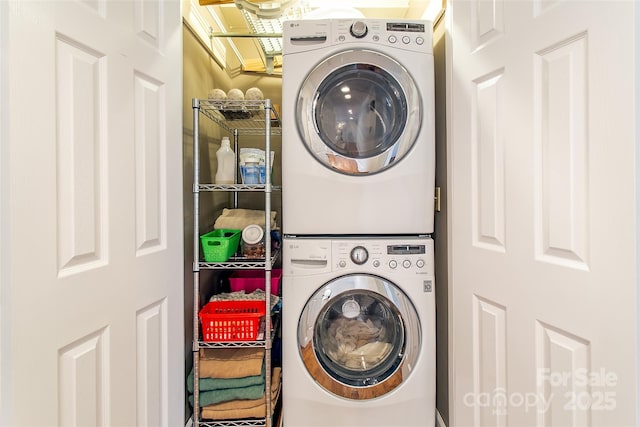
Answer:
(282, 19, 435, 235)
(282, 236, 435, 426)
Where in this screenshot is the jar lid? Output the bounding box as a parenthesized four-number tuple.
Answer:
(242, 224, 264, 244)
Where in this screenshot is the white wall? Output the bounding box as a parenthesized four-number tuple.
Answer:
(432, 14, 449, 427)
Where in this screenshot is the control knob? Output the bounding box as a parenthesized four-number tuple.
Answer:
(350, 21, 368, 38)
(350, 246, 369, 265)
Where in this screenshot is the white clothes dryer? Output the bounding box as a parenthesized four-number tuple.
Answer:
(282, 236, 435, 427)
(282, 19, 435, 236)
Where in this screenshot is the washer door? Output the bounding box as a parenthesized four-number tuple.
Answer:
(298, 274, 421, 400)
(296, 49, 422, 175)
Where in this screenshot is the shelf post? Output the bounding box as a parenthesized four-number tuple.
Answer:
(191, 98, 202, 425)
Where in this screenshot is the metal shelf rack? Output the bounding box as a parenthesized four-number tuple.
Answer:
(191, 98, 281, 427)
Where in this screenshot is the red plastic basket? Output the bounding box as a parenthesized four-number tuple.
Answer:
(199, 300, 266, 342)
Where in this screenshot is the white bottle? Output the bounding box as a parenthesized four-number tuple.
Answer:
(215, 137, 235, 184)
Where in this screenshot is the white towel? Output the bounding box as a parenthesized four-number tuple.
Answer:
(209, 289, 280, 309)
(213, 208, 277, 230)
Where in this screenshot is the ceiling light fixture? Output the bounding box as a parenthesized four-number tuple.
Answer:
(233, 0, 299, 19)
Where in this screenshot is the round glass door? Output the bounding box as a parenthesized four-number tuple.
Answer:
(298, 274, 421, 400)
(296, 50, 422, 175)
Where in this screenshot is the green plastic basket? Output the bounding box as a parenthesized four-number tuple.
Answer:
(200, 229, 241, 262)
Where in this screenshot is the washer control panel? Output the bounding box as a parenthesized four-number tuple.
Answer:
(332, 238, 434, 274)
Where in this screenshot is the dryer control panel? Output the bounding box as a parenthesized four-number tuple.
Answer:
(283, 18, 433, 55)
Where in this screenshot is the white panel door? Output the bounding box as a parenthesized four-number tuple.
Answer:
(2, 1, 183, 426)
(448, 0, 637, 425)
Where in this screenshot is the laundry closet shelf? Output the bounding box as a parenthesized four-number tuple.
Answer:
(197, 340, 269, 349)
(198, 184, 281, 192)
(192, 98, 280, 427)
(196, 99, 281, 135)
(195, 325, 278, 350)
(197, 252, 280, 270)
(197, 419, 268, 427)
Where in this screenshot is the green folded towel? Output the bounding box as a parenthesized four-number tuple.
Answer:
(187, 364, 265, 393)
(189, 383, 265, 407)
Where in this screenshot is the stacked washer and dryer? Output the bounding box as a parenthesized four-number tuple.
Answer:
(281, 19, 436, 426)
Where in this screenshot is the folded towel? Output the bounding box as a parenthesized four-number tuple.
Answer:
(205, 367, 280, 410)
(213, 208, 277, 230)
(200, 368, 282, 420)
(200, 347, 264, 362)
(190, 383, 265, 408)
(199, 348, 264, 379)
(187, 363, 265, 393)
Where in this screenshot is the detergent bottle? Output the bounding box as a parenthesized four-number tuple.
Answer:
(215, 137, 235, 184)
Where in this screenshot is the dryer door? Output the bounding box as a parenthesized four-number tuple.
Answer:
(298, 273, 421, 400)
(296, 49, 422, 175)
